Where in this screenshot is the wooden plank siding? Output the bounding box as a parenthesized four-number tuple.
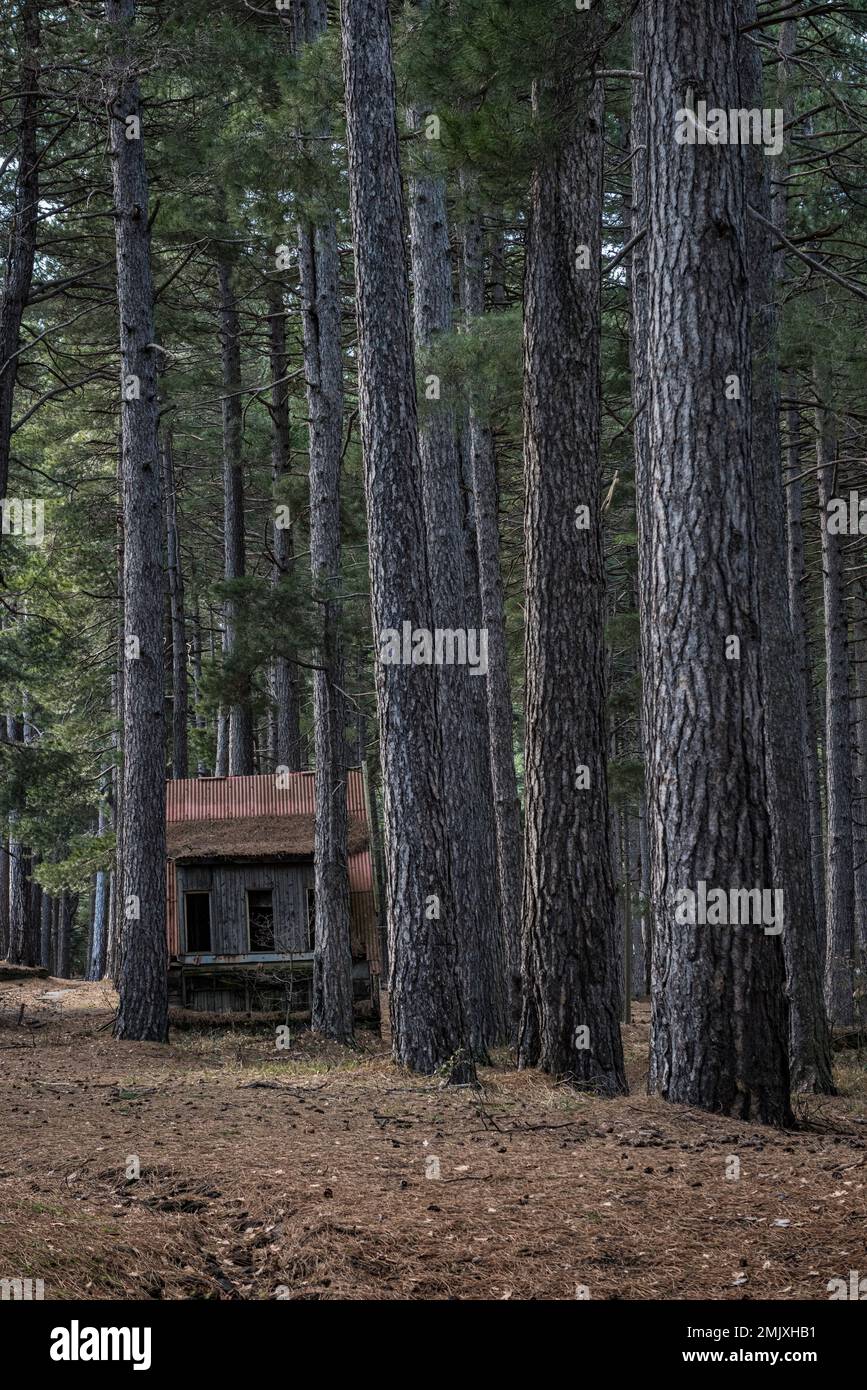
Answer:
(176, 862, 307, 956)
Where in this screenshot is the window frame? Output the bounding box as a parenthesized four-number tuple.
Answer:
(245, 887, 276, 954)
(183, 890, 212, 954)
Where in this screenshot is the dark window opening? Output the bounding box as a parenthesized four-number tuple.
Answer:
(248, 889, 275, 952)
(184, 893, 212, 952)
(306, 887, 315, 952)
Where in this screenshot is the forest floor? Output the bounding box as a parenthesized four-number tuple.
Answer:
(0, 976, 865, 1301)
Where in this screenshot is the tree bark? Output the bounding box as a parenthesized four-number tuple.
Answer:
(784, 408, 827, 963)
(106, 0, 168, 1041)
(739, 0, 833, 1093)
(216, 251, 254, 775)
(517, 10, 625, 1094)
(57, 890, 75, 979)
(87, 790, 110, 979)
(340, 0, 473, 1078)
(162, 430, 189, 779)
(0, 713, 9, 959)
(851, 579, 867, 985)
(642, 0, 791, 1124)
(296, 0, 354, 1044)
(631, 6, 654, 1010)
(815, 374, 855, 1029)
(458, 191, 523, 1042)
(0, 0, 40, 531)
(107, 471, 124, 985)
(406, 83, 505, 1054)
(265, 277, 303, 774)
(191, 594, 209, 775)
(6, 712, 29, 965)
(39, 885, 52, 970)
(50, 894, 60, 975)
(0, 837, 7, 960)
(29, 853, 42, 966)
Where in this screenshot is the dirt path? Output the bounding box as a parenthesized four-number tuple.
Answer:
(1, 979, 864, 1300)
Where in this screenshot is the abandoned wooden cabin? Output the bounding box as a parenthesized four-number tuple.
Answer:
(166, 768, 383, 1013)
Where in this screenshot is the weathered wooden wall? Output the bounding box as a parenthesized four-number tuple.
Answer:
(176, 861, 315, 954)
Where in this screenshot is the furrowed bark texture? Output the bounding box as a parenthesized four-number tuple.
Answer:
(298, 0, 354, 1046)
(7, 715, 28, 966)
(217, 252, 254, 775)
(784, 411, 827, 956)
(107, 471, 124, 986)
(340, 0, 471, 1076)
(0, 0, 39, 528)
(39, 886, 52, 970)
(162, 431, 189, 779)
(58, 890, 75, 978)
(459, 195, 523, 1040)
(518, 12, 626, 1094)
(106, 0, 168, 1042)
(642, 0, 791, 1124)
(631, 7, 654, 1005)
(815, 380, 855, 1028)
(407, 100, 506, 1055)
(265, 277, 303, 774)
(852, 580, 867, 981)
(739, 0, 832, 1093)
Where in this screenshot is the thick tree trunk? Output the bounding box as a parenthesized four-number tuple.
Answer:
(815, 377, 855, 1029)
(106, 868, 116, 975)
(51, 893, 60, 976)
(0, 715, 9, 959)
(0, 0, 39, 527)
(88, 870, 108, 980)
(295, 0, 354, 1045)
(162, 431, 189, 779)
(739, 0, 832, 1093)
(7, 713, 29, 966)
(87, 791, 110, 979)
(29, 855, 42, 966)
(7, 840, 27, 965)
(265, 278, 303, 774)
(642, 0, 791, 1124)
(631, 7, 655, 1010)
(106, 480, 124, 986)
(191, 595, 209, 775)
(0, 834, 7, 960)
(517, 12, 625, 1094)
(39, 886, 52, 970)
(57, 890, 75, 978)
(638, 785, 651, 997)
(19, 696, 39, 965)
(106, 0, 168, 1041)
(784, 410, 828, 962)
(406, 96, 505, 1054)
(852, 580, 867, 985)
(459, 193, 523, 1041)
(340, 0, 473, 1077)
(216, 252, 254, 775)
(215, 703, 229, 776)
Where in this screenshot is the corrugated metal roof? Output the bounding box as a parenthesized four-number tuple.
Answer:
(167, 768, 368, 823)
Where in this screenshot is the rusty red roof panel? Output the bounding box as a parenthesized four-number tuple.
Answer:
(166, 768, 368, 824)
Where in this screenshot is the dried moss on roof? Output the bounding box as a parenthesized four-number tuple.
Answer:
(166, 814, 369, 863)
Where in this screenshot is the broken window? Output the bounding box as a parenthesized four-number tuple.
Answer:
(247, 889, 275, 952)
(184, 892, 212, 953)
